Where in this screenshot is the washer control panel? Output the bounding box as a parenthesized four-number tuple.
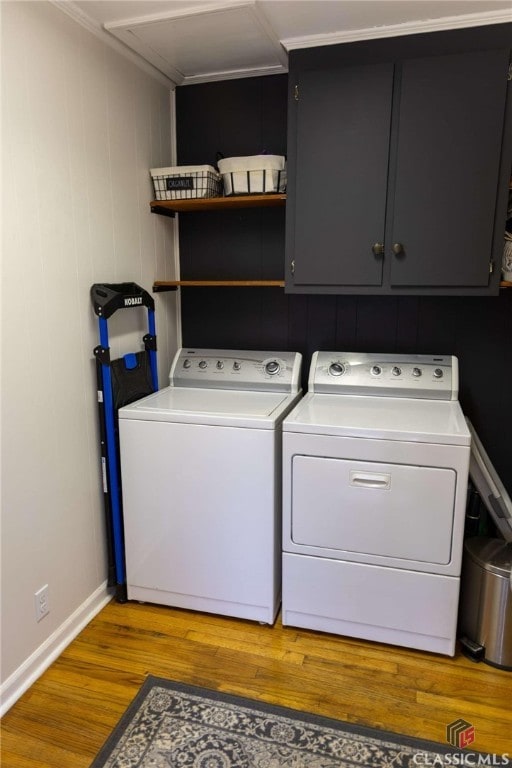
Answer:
(170, 348, 302, 393)
(311, 352, 458, 400)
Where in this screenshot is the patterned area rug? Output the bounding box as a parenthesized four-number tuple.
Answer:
(90, 676, 457, 767)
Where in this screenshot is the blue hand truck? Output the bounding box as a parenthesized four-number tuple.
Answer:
(90, 282, 158, 602)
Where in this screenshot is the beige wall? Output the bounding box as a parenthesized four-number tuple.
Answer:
(1, 0, 178, 708)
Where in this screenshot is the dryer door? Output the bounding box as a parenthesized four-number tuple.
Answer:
(291, 455, 456, 564)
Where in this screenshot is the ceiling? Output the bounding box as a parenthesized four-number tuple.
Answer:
(54, 0, 512, 87)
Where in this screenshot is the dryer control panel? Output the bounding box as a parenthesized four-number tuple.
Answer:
(310, 352, 458, 400)
(170, 348, 302, 393)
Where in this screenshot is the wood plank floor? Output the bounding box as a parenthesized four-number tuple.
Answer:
(1, 599, 511, 766)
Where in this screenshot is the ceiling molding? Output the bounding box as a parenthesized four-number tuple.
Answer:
(282, 8, 512, 51)
(50, 1, 177, 89)
(105, 25, 186, 84)
(51, 2, 511, 87)
(181, 63, 287, 86)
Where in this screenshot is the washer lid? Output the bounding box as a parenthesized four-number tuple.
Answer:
(118, 386, 301, 428)
(283, 392, 470, 445)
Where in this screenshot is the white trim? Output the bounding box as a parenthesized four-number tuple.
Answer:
(181, 64, 287, 85)
(246, 2, 288, 69)
(106, 26, 186, 84)
(170, 89, 183, 347)
(170, 89, 177, 168)
(49, 1, 176, 89)
(283, 9, 512, 51)
(104, 0, 257, 32)
(0, 582, 113, 717)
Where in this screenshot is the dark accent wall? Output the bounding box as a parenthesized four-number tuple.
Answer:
(176, 74, 512, 496)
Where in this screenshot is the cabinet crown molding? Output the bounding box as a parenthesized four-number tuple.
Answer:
(283, 9, 512, 51)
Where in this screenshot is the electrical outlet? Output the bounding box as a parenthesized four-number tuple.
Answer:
(34, 584, 49, 622)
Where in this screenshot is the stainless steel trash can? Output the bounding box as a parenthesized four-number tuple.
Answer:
(459, 537, 512, 670)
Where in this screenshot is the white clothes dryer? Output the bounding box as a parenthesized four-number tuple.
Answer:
(119, 348, 302, 624)
(282, 352, 470, 655)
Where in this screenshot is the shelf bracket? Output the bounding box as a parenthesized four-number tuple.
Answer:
(150, 205, 176, 218)
(153, 284, 179, 293)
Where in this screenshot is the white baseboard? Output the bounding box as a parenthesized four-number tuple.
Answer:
(0, 581, 113, 717)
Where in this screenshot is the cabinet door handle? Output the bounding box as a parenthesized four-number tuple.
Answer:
(372, 243, 384, 257)
(392, 242, 404, 255)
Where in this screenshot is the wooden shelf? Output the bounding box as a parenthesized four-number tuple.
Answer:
(153, 280, 285, 292)
(151, 195, 287, 288)
(150, 193, 286, 216)
(150, 191, 512, 290)
(154, 279, 510, 291)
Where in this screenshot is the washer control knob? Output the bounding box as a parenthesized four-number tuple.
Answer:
(233, 361, 241, 371)
(183, 359, 191, 369)
(371, 365, 382, 376)
(412, 367, 422, 377)
(216, 360, 224, 370)
(265, 360, 280, 376)
(329, 362, 345, 377)
(198, 360, 207, 369)
(433, 368, 444, 378)
(392, 366, 402, 376)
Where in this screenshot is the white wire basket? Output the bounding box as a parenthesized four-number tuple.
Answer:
(150, 165, 222, 201)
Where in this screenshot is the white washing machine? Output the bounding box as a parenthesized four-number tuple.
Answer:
(118, 348, 302, 624)
(282, 352, 470, 655)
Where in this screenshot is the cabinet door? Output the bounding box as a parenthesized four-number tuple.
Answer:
(390, 49, 509, 288)
(289, 63, 394, 288)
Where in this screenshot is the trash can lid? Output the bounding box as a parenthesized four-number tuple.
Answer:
(464, 537, 512, 577)
(466, 419, 512, 543)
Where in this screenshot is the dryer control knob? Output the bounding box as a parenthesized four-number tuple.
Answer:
(371, 365, 382, 376)
(233, 361, 241, 371)
(198, 360, 207, 369)
(329, 362, 345, 377)
(412, 367, 422, 377)
(433, 368, 444, 378)
(392, 366, 402, 376)
(216, 360, 224, 370)
(265, 360, 280, 375)
(183, 359, 191, 369)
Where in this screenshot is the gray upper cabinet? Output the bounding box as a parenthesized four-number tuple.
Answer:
(390, 50, 508, 289)
(292, 63, 393, 288)
(285, 26, 512, 295)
